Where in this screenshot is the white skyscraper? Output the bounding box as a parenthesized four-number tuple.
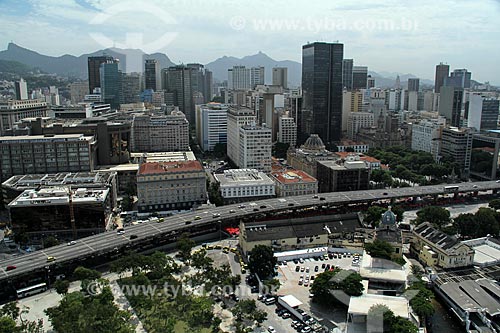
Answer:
(15, 78, 28, 100)
(228, 66, 251, 90)
(195, 103, 229, 151)
(239, 125, 272, 172)
(250, 66, 265, 87)
(227, 106, 256, 164)
(278, 115, 297, 147)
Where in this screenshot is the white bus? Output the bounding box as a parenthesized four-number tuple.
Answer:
(444, 185, 459, 193)
(16, 283, 47, 299)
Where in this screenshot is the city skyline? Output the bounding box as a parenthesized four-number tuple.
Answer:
(0, 0, 499, 85)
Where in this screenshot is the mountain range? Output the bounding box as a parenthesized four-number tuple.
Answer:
(0, 42, 436, 88)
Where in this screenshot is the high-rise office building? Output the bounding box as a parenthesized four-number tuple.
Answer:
(367, 76, 375, 89)
(250, 66, 265, 88)
(445, 69, 472, 89)
(14, 78, 28, 100)
(228, 66, 251, 90)
(144, 59, 160, 91)
(408, 78, 420, 92)
(352, 66, 368, 90)
(187, 63, 213, 103)
(434, 62, 449, 94)
(440, 127, 473, 178)
(100, 59, 122, 110)
(342, 59, 353, 90)
(69, 81, 89, 104)
(0, 134, 96, 181)
(162, 65, 195, 123)
(131, 110, 189, 152)
(195, 103, 228, 151)
(301, 42, 344, 146)
(272, 67, 288, 89)
(227, 106, 256, 164)
(88, 56, 114, 94)
(467, 96, 499, 131)
(238, 125, 272, 172)
(121, 73, 141, 104)
(0, 99, 48, 135)
(277, 115, 297, 147)
(439, 86, 463, 127)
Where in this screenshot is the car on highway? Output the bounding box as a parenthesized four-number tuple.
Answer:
(46, 256, 56, 262)
(185, 221, 192, 225)
(194, 216, 202, 220)
(319, 197, 326, 201)
(260, 205, 267, 209)
(383, 192, 388, 195)
(253, 208, 259, 212)
(212, 213, 221, 218)
(130, 235, 138, 240)
(67, 241, 76, 246)
(288, 203, 295, 206)
(229, 209, 235, 213)
(238, 204, 245, 209)
(6, 265, 16, 271)
(313, 195, 319, 199)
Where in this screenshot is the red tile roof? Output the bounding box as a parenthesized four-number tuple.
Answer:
(138, 161, 203, 175)
(272, 169, 317, 184)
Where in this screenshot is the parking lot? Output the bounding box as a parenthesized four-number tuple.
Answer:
(244, 252, 362, 332)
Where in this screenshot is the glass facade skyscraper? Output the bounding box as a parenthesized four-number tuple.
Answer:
(100, 60, 121, 109)
(301, 42, 344, 146)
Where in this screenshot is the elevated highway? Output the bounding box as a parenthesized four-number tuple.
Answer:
(1, 180, 499, 293)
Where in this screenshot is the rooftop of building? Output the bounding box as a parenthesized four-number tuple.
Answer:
(335, 152, 381, 164)
(271, 169, 317, 185)
(138, 161, 203, 176)
(215, 169, 274, 187)
(302, 134, 326, 151)
(348, 294, 410, 318)
(359, 252, 407, 284)
(0, 133, 95, 142)
(2, 172, 115, 191)
(413, 222, 473, 254)
(462, 237, 500, 266)
(338, 139, 368, 146)
(8, 187, 109, 207)
(440, 279, 500, 316)
(243, 213, 361, 242)
(130, 151, 196, 163)
(198, 103, 229, 110)
(318, 159, 369, 170)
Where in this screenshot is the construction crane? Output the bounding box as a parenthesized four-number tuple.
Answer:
(67, 186, 77, 240)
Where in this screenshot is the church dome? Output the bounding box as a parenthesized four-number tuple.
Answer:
(302, 134, 326, 151)
(381, 207, 397, 226)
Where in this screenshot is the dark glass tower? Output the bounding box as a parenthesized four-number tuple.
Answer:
(434, 62, 449, 94)
(100, 59, 122, 110)
(301, 42, 344, 146)
(88, 56, 114, 94)
(144, 59, 158, 91)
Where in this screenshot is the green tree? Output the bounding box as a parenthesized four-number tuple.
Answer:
(0, 317, 17, 333)
(392, 206, 405, 223)
(45, 288, 133, 333)
(407, 281, 435, 321)
(489, 199, 500, 210)
(263, 278, 281, 293)
(13, 232, 29, 246)
(273, 142, 290, 159)
(365, 240, 394, 261)
(73, 266, 102, 281)
(1, 302, 20, 321)
(212, 143, 227, 159)
(43, 236, 60, 248)
(53, 279, 70, 295)
(454, 213, 477, 238)
(370, 169, 393, 187)
(177, 233, 196, 263)
(475, 207, 500, 237)
(368, 305, 418, 333)
(248, 245, 277, 279)
(415, 206, 451, 229)
(364, 206, 386, 227)
(208, 181, 224, 206)
(310, 269, 363, 307)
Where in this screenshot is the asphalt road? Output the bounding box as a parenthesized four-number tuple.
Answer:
(1, 180, 498, 285)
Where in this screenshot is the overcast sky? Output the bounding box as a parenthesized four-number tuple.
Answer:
(1, 0, 499, 83)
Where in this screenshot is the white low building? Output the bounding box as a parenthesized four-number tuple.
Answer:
(214, 169, 275, 204)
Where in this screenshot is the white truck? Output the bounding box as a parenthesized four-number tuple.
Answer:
(277, 295, 306, 321)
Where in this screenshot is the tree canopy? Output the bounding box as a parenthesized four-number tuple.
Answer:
(415, 206, 451, 229)
(365, 240, 394, 261)
(310, 269, 363, 307)
(46, 287, 134, 333)
(248, 245, 277, 279)
(368, 304, 418, 333)
(454, 208, 500, 238)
